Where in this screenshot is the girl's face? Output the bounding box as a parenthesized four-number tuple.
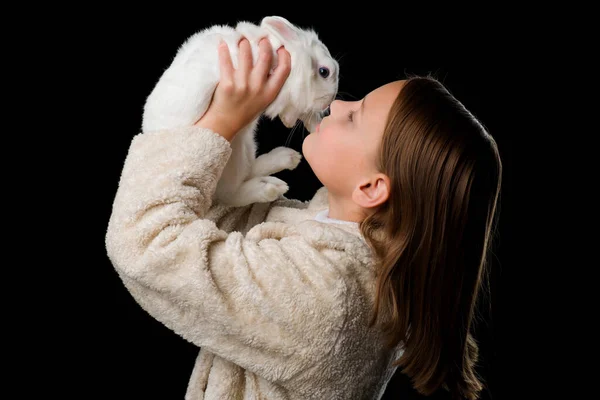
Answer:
(302, 80, 405, 197)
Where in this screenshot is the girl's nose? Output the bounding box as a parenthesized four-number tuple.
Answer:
(324, 99, 344, 117)
(328, 99, 346, 117)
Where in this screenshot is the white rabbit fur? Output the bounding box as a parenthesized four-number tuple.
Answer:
(142, 16, 339, 207)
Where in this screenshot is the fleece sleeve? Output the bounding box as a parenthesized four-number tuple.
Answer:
(105, 126, 348, 384)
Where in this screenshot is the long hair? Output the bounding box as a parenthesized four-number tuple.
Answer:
(361, 76, 502, 400)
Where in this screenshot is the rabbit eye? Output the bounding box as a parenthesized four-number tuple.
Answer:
(318, 67, 330, 78)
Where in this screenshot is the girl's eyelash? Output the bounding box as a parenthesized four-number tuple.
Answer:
(348, 111, 353, 121)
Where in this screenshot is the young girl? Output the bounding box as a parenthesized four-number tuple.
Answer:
(106, 38, 502, 400)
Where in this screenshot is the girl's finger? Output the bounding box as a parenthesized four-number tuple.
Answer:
(251, 38, 273, 84)
(266, 46, 291, 98)
(217, 41, 234, 83)
(237, 37, 253, 77)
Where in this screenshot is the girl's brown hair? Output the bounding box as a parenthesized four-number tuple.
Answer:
(361, 75, 502, 400)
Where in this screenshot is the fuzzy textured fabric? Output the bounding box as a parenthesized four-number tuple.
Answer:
(106, 126, 405, 399)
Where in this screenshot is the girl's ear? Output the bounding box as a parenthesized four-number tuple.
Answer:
(352, 174, 391, 209)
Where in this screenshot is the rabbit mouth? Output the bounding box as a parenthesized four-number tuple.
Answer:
(306, 105, 330, 123)
(300, 112, 322, 133)
(296, 104, 331, 132)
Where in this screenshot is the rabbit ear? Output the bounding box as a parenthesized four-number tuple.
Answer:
(261, 16, 299, 42)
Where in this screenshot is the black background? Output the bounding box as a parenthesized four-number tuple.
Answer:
(61, 8, 522, 400)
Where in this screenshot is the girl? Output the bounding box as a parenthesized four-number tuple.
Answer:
(106, 38, 502, 400)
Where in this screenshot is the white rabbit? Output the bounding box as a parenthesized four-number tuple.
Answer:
(142, 16, 339, 207)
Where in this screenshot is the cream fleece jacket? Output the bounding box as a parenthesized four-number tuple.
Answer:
(105, 126, 405, 399)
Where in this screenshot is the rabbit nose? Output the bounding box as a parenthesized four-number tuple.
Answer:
(321, 106, 331, 117)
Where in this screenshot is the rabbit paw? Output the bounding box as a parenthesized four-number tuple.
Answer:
(251, 147, 303, 178)
(254, 176, 289, 202)
(268, 146, 303, 170)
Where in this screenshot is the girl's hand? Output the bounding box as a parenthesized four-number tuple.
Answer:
(195, 37, 291, 141)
